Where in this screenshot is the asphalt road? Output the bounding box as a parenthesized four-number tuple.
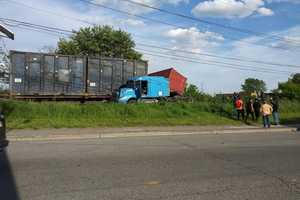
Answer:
(1, 131, 300, 200)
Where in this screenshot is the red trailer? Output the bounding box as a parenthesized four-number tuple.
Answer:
(149, 68, 187, 96)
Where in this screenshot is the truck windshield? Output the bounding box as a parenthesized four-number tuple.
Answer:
(125, 80, 147, 95)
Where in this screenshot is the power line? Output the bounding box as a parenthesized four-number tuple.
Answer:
(2, 17, 299, 71)
(0, 18, 72, 36)
(136, 43, 300, 69)
(119, 0, 300, 44)
(5, 22, 294, 75)
(139, 50, 290, 75)
(78, 0, 300, 52)
(6, 0, 297, 52)
(136, 48, 292, 75)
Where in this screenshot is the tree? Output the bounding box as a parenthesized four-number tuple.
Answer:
(184, 84, 200, 98)
(184, 84, 211, 101)
(291, 73, 300, 84)
(277, 73, 300, 100)
(56, 25, 142, 60)
(241, 78, 267, 95)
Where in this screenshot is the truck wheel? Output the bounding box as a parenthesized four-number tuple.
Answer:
(127, 99, 137, 104)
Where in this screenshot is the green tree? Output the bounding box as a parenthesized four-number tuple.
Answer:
(291, 73, 300, 84)
(184, 84, 200, 98)
(184, 84, 211, 101)
(277, 73, 300, 100)
(241, 78, 267, 95)
(56, 25, 142, 60)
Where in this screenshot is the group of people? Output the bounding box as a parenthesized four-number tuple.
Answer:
(234, 95, 280, 128)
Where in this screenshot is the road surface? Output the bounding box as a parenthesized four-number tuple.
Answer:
(1, 131, 300, 200)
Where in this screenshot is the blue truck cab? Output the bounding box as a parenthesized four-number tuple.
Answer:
(118, 76, 170, 103)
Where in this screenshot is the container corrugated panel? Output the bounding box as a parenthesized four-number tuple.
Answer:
(149, 68, 187, 96)
(69, 56, 86, 94)
(135, 60, 148, 77)
(112, 59, 123, 91)
(10, 52, 25, 95)
(123, 60, 134, 84)
(87, 57, 100, 94)
(86, 58, 148, 95)
(10, 51, 86, 96)
(10, 51, 148, 97)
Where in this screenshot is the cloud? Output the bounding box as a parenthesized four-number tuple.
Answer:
(257, 7, 274, 16)
(164, 27, 224, 53)
(192, 0, 274, 18)
(122, 19, 145, 27)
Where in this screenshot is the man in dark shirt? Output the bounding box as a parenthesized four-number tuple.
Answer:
(245, 99, 255, 122)
(253, 98, 261, 121)
(270, 98, 280, 125)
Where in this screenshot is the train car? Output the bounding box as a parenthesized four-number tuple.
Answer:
(9, 50, 148, 101)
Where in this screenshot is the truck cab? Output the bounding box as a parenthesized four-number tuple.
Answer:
(118, 76, 170, 103)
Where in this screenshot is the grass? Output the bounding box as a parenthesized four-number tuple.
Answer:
(1, 100, 299, 129)
(1, 100, 242, 129)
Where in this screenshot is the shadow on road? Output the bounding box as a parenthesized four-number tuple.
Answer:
(0, 150, 20, 200)
(282, 118, 300, 131)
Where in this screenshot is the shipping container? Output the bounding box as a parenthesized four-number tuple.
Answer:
(10, 51, 148, 99)
(149, 68, 187, 96)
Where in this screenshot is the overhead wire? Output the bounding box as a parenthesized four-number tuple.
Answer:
(119, 0, 300, 44)
(3, 17, 299, 69)
(135, 47, 292, 74)
(136, 43, 300, 69)
(1, 17, 299, 74)
(78, 0, 300, 52)
(139, 51, 290, 75)
(6, 0, 299, 52)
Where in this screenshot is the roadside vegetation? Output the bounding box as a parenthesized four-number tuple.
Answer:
(1, 74, 299, 129)
(1, 100, 242, 129)
(1, 97, 299, 129)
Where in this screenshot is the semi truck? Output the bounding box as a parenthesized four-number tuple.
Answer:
(118, 68, 187, 103)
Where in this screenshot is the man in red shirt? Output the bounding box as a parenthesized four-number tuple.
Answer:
(235, 97, 245, 120)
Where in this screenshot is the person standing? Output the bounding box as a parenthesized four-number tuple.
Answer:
(260, 100, 273, 128)
(270, 97, 280, 126)
(245, 99, 255, 122)
(235, 97, 245, 120)
(253, 98, 261, 121)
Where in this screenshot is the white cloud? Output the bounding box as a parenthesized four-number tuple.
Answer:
(257, 7, 274, 16)
(122, 19, 145, 27)
(164, 27, 224, 53)
(192, 0, 274, 18)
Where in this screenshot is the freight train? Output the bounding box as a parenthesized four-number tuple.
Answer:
(9, 51, 148, 101)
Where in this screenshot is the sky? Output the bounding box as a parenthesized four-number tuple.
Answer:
(1, 0, 300, 94)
